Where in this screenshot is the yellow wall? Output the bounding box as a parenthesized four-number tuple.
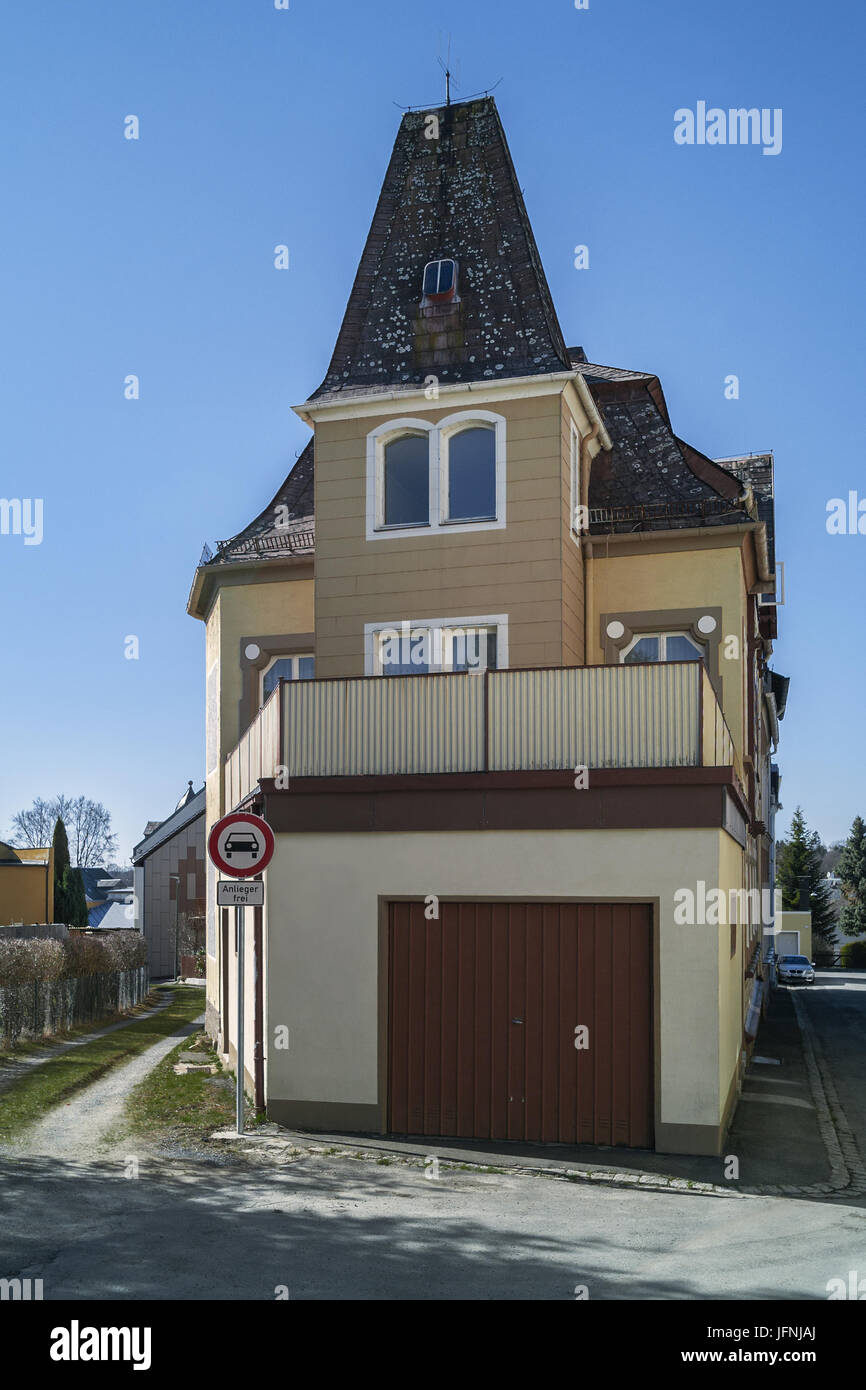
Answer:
(202, 571, 314, 1037)
(776, 911, 813, 960)
(588, 539, 749, 760)
(717, 830, 746, 1117)
(0, 849, 54, 925)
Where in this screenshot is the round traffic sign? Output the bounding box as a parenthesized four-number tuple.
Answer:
(208, 812, 275, 878)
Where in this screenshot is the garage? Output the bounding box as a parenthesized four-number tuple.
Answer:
(387, 900, 654, 1148)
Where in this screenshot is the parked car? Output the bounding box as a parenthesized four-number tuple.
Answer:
(777, 954, 815, 985)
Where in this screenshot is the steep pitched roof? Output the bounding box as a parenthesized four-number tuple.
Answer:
(576, 362, 751, 533)
(311, 97, 571, 399)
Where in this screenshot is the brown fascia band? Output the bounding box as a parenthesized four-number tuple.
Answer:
(259, 767, 748, 836)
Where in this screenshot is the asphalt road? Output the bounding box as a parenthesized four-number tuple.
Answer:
(794, 970, 866, 1162)
(3, 1145, 866, 1300)
(0, 973, 864, 1300)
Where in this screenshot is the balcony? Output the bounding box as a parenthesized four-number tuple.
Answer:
(224, 662, 743, 811)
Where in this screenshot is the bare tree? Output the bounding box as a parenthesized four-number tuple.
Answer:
(10, 795, 117, 866)
(11, 796, 74, 848)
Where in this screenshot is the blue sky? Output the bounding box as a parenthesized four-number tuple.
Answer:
(1, 0, 863, 860)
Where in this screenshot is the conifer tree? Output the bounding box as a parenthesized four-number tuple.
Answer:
(776, 807, 836, 946)
(51, 817, 71, 923)
(837, 815, 866, 937)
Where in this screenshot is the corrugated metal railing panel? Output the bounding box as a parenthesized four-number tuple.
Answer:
(701, 667, 737, 771)
(259, 687, 281, 782)
(487, 663, 700, 771)
(281, 673, 485, 776)
(280, 679, 344, 777)
(223, 661, 736, 796)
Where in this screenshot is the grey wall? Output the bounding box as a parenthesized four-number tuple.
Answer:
(138, 815, 206, 978)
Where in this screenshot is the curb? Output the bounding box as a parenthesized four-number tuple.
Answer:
(739, 991, 866, 1200)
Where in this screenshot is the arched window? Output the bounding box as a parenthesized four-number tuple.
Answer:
(383, 433, 429, 527)
(446, 425, 496, 521)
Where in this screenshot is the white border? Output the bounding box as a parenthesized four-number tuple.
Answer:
(365, 411, 506, 541)
(364, 613, 509, 676)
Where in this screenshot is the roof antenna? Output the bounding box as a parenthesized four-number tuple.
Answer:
(437, 34, 460, 106)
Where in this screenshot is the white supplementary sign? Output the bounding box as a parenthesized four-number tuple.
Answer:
(217, 880, 264, 907)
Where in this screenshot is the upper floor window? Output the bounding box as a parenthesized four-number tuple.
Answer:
(445, 425, 496, 522)
(383, 432, 429, 527)
(621, 632, 704, 665)
(367, 412, 505, 541)
(261, 653, 314, 701)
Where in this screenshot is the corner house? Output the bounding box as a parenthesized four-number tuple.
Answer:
(188, 98, 787, 1157)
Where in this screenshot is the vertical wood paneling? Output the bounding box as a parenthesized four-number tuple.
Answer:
(388, 900, 653, 1148)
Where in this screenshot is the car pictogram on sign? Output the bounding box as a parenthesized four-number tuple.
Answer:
(207, 812, 275, 878)
(225, 833, 259, 859)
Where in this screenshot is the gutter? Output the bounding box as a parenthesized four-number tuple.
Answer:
(294, 369, 612, 448)
(586, 519, 773, 583)
(578, 416, 602, 659)
(187, 550, 314, 622)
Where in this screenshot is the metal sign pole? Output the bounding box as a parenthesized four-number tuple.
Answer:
(236, 904, 245, 1135)
(209, 811, 273, 1140)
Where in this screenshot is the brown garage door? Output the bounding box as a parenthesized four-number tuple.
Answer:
(387, 901, 653, 1148)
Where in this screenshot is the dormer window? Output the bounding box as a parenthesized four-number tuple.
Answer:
(422, 258, 458, 303)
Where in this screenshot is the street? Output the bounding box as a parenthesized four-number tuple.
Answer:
(0, 974, 864, 1300)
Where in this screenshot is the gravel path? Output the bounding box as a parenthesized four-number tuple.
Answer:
(0, 991, 174, 1097)
(7, 1011, 204, 1162)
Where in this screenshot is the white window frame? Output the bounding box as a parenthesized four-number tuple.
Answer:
(260, 652, 315, 702)
(366, 411, 506, 541)
(364, 614, 509, 676)
(619, 632, 703, 663)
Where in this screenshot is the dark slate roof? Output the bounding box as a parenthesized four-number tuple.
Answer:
(715, 454, 776, 572)
(311, 97, 571, 398)
(78, 867, 110, 904)
(203, 440, 315, 567)
(577, 363, 752, 533)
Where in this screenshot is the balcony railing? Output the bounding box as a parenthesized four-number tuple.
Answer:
(224, 661, 744, 812)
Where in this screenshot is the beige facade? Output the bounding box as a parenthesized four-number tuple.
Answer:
(308, 383, 602, 678)
(261, 825, 748, 1154)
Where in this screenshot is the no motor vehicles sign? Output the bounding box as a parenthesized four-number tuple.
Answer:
(208, 812, 275, 878)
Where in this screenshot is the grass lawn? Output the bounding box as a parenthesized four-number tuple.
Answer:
(0, 995, 170, 1070)
(117, 1027, 239, 1147)
(0, 984, 205, 1143)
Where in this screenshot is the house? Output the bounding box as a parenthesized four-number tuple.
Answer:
(188, 96, 788, 1156)
(0, 842, 54, 926)
(79, 869, 134, 929)
(132, 782, 206, 978)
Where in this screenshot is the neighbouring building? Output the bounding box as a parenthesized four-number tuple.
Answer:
(188, 97, 789, 1156)
(132, 782, 206, 978)
(79, 869, 134, 929)
(0, 842, 54, 926)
